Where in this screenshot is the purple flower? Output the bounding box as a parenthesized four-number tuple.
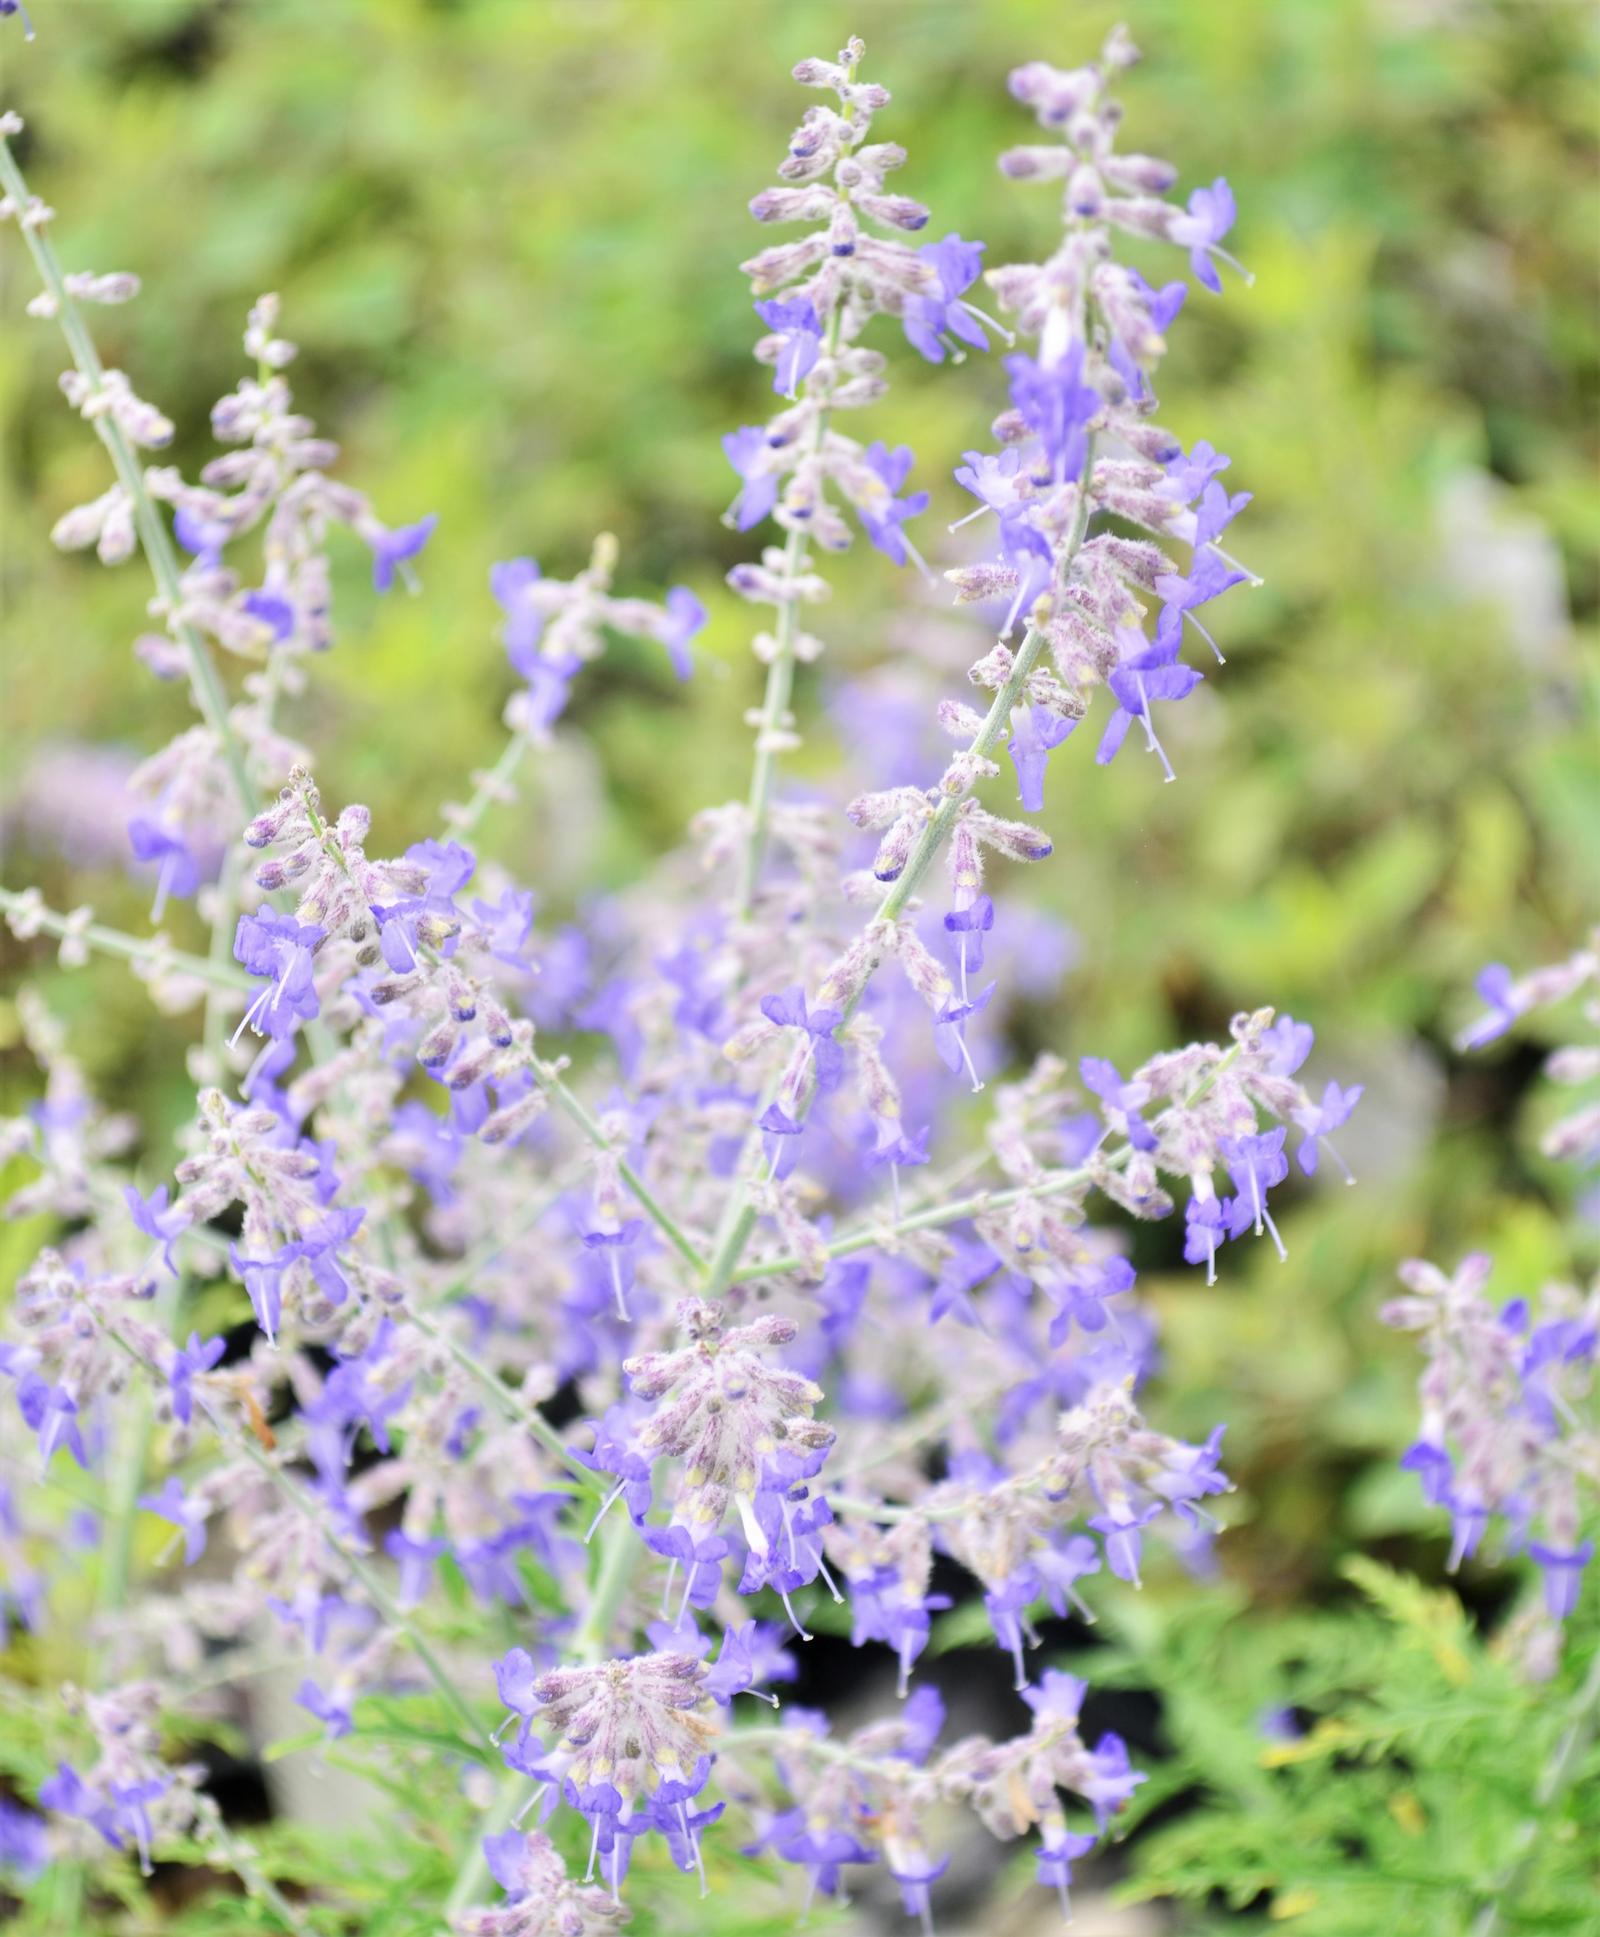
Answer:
(854, 442, 929, 566)
(722, 426, 781, 530)
(1183, 1195, 1228, 1283)
(1108, 269, 1186, 400)
(1004, 344, 1099, 486)
(297, 1678, 354, 1738)
(1152, 1425, 1229, 1523)
(490, 558, 545, 671)
(757, 1103, 804, 1179)
(944, 893, 995, 975)
(471, 886, 535, 966)
(1261, 1014, 1314, 1076)
(16, 1375, 87, 1471)
(111, 1776, 168, 1875)
(1169, 177, 1239, 293)
(1159, 440, 1232, 504)
(1528, 1540, 1593, 1620)
(642, 1523, 730, 1616)
(127, 817, 201, 922)
(1095, 633, 1203, 785)
(482, 1828, 536, 1896)
(572, 1405, 655, 1525)
(866, 1115, 931, 1171)
(890, 1852, 951, 1928)
(233, 909, 325, 1043)
(168, 1331, 225, 1425)
(934, 981, 996, 1090)
(582, 1218, 647, 1322)
(1079, 1057, 1156, 1152)
(228, 1238, 296, 1342)
(525, 649, 585, 733)
(1191, 480, 1253, 548)
(1443, 1491, 1489, 1572)
(1458, 963, 1520, 1050)
(1046, 1253, 1137, 1343)
(0, 1797, 47, 1881)
(661, 586, 706, 680)
(1293, 1079, 1363, 1179)
(1006, 704, 1078, 812)
(124, 1183, 186, 1276)
(953, 446, 1028, 523)
(746, 1807, 872, 1900)
(1087, 1501, 1163, 1585)
(847, 1567, 949, 1694)
(492, 1647, 541, 1743)
(367, 513, 438, 592)
(760, 985, 845, 1094)
(409, 835, 477, 899)
(1036, 1828, 1098, 1917)
(40, 1763, 122, 1853)
(384, 1530, 447, 1610)
(997, 511, 1057, 637)
(173, 505, 229, 566)
(1079, 1730, 1147, 1826)
(1021, 1667, 1086, 1724)
(754, 297, 822, 398)
(1401, 1440, 1454, 1506)
(703, 1620, 795, 1705)
(1155, 545, 1247, 621)
(241, 589, 295, 640)
(138, 1476, 208, 1563)
(1219, 1128, 1291, 1260)
(903, 233, 991, 363)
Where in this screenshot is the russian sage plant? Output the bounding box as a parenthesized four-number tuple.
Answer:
(1, 27, 1361, 1934)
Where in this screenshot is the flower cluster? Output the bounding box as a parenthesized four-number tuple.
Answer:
(736, 1676, 1140, 1925)
(1385, 1255, 1597, 1632)
(1387, 929, 1600, 1671)
(0, 29, 1367, 1936)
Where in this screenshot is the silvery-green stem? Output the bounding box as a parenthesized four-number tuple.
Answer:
(0, 134, 258, 817)
(449, 722, 533, 841)
(203, 844, 247, 1071)
(405, 1304, 602, 1496)
(534, 1061, 707, 1273)
(733, 284, 845, 919)
(735, 519, 811, 917)
(0, 887, 254, 989)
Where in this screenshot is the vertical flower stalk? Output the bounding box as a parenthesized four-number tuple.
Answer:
(726, 38, 990, 918)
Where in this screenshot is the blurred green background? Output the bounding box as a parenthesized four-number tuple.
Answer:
(2, 0, 1598, 1664)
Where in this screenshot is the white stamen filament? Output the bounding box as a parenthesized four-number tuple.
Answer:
(1133, 671, 1177, 783)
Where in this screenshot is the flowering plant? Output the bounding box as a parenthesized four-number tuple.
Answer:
(0, 22, 1383, 1935)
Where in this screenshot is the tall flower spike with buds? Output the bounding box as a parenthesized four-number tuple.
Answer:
(946, 27, 1257, 824)
(725, 36, 991, 914)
